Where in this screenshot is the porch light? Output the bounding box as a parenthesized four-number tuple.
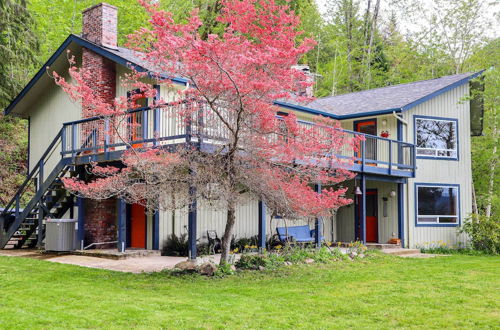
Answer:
(382, 119, 387, 126)
(390, 190, 396, 198)
(354, 186, 362, 195)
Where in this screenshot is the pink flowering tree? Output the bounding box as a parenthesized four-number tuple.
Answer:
(54, 0, 360, 263)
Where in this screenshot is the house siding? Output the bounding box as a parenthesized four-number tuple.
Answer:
(158, 195, 333, 250)
(335, 180, 399, 244)
(402, 84, 471, 248)
(28, 74, 81, 174)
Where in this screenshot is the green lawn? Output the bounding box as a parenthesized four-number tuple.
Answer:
(0, 254, 498, 329)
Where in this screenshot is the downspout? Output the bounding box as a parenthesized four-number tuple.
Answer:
(393, 110, 411, 248)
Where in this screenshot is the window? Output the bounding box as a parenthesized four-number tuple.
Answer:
(415, 116, 458, 159)
(416, 184, 459, 225)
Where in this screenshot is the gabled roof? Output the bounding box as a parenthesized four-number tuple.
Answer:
(4, 34, 188, 116)
(276, 71, 483, 120)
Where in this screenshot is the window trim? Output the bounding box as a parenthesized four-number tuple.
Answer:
(413, 115, 459, 161)
(414, 183, 461, 227)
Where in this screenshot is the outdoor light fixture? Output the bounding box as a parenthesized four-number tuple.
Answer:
(390, 190, 396, 198)
(382, 119, 387, 126)
(355, 186, 362, 195)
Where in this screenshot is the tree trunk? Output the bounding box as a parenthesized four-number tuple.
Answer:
(220, 199, 237, 264)
(365, 0, 380, 88)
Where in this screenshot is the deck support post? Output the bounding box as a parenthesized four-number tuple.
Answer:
(153, 212, 159, 250)
(37, 205, 44, 247)
(315, 183, 322, 248)
(258, 200, 266, 252)
(188, 185, 197, 260)
(77, 197, 85, 250)
(397, 183, 404, 248)
(117, 199, 126, 253)
(360, 174, 366, 244)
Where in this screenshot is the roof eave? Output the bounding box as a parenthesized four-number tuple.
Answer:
(4, 34, 188, 116)
(400, 70, 485, 112)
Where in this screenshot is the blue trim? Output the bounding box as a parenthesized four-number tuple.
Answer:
(4, 34, 187, 116)
(117, 199, 127, 252)
(314, 184, 322, 247)
(188, 185, 197, 259)
(274, 101, 341, 119)
(339, 109, 401, 120)
(401, 71, 484, 112)
(258, 201, 266, 250)
(274, 100, 403, 121)
(274, 72, 483, 121)
(27, 117, 31, 176)
(77, 197, 85, 250)
(397, 183, 404, 247)
(153, 212, 159, 250)
(414, 182, 461, 227)
(413, 115, 459, 161)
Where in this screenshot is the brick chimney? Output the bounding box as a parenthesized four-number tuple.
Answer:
(80, 3, 118, 249)
(82, 3, 118, 49)
(81, 3, 117, 116)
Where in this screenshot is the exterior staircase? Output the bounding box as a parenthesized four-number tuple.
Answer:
(0, 129, 78, 249)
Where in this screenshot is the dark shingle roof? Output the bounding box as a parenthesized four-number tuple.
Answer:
(306, 72, 480, 116)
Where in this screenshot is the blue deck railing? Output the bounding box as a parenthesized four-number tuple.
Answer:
(60, 105, 416, 177)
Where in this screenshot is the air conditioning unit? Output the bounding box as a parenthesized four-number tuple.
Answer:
(45, 219, 77, 252)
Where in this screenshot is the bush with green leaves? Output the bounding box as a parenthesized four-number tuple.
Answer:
(162, 233, 189, 257)
(460, 214, 500, 254)
(235, 254, 267, 270)
(214, 262, 236, 277)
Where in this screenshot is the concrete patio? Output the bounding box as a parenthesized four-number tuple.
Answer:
(0, 249, 206, 273)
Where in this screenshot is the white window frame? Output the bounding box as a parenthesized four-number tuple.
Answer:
(415, 183, 460, 226)
(414, 116, 459, 160)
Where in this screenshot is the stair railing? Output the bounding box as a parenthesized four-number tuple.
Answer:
(0, 128, 63, 235)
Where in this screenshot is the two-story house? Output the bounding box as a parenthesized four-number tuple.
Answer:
(0, 3, 483, 257)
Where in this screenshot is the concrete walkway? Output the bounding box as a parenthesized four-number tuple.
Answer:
(0, 249, 194, 273)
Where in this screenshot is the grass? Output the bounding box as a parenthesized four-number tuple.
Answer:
(0, 253, 498, 329)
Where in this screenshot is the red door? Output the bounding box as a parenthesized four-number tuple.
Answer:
(365, 190, 378, 243)
(354, 120, 377, 163)
(130, 203, 146, 248)
(356, 189, 378, 243)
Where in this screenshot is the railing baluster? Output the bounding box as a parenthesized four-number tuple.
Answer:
(388, 140, 392, 175)
(61, 125, 66, 156)
(71, 124, 76, 158)
(15, 194, 20, 222)
(39, 159, 44, 187)
(104, 118, 110, 153)
(361, 139, 366, 172)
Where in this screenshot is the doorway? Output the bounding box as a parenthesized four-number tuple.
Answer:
(356, 189, 379, 243)
(128, 203, 147, 248)
(354, 119, 377, 162)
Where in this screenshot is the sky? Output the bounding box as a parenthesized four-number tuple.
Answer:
(314, 0, 500, 39)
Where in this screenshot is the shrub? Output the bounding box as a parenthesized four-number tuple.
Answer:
(231, 236, 259, 252)
(214, 263, 235, 277)
(235, 254, 267, 270)
(162, 233, 188, 257)
(313, 247, 336, 263)
(281, 245, 315, 263)
(460, 214, 500, 254)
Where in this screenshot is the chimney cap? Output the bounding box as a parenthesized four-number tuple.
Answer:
(82, 2, 118, 14)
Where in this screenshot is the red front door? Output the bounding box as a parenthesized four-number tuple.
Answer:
(356, 189, 378, 243)
(365, 190, 378, 243)
(130, 203, 146, 248)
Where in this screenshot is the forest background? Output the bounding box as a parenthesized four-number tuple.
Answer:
(0, 0, 498, 219)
